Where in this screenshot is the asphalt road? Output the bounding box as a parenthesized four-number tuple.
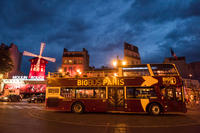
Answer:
(0, 102, 200, 133)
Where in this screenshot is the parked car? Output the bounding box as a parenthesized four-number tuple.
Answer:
(28, 95, 45, 103)
(0, 95, 22, 102)
(0, 96, 10, 102)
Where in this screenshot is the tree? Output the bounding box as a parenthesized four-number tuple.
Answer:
(0, 48, 14, 74)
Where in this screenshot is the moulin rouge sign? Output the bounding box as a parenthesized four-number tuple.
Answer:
(12, 76, 44, 81)
(2, 76, 45, 84)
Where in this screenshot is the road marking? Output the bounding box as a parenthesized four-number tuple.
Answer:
(0, 105, 44, 110)
(14, 105, 22, 109)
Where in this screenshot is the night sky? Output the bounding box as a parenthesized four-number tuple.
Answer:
(0, 0, 200, 74)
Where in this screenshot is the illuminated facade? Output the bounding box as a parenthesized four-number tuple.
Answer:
(124, 42, 141, 65)
(28, 58, 48, 79)
(2, 78, 46, 97)
(0, 43, 22, 78)
(61, 48, 89, 76)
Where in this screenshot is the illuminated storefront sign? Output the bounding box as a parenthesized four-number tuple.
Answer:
(77, 78, 124, 86)
(3, 79, 25, 84)
(12, 76, 44, 81)
(1, 76, 46, 93)
(3, 83, 46, 93)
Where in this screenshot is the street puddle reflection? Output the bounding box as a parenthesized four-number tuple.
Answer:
(113, 123, 128, 133)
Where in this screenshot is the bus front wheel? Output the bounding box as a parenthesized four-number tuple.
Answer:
(72, 102, 84, 113)
(149, 103, 161, 115)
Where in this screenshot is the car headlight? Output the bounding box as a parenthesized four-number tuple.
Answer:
(3, 97, 8, 100)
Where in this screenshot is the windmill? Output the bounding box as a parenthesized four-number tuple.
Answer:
(23, 42, 56, 79)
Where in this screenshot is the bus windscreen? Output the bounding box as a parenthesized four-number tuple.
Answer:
(150, 64, 178, 76)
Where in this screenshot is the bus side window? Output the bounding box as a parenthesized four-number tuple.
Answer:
(166, 88, 174, 100)
(175, 87, 182, 101)
(126, 87, 136, 98)
(94, 87, 106, 99)
(160, 87, 166, 96)
(60, 88, 75, 98)
(127, 87, 157, 99)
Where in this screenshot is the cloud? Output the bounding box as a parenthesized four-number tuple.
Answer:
(122, 0, 200, 24)
(0, 0, 200, 74)
(163, 17, 200, 62)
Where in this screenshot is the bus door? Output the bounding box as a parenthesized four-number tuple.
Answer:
(108, 87, 125, 111)
(165, 86, 185, 112)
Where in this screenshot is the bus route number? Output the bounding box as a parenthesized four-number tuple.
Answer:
(162, 77, 176, 85)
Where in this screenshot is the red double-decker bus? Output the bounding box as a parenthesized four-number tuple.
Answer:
(46, 64, 187, 115)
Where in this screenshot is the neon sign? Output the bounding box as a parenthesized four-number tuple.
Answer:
(12, 76, 44, 81)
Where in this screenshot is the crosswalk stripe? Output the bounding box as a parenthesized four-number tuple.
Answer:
(14, 105, 22, 109)
(0, 105, 44, 110)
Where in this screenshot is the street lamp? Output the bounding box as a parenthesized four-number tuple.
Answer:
(113, 60, 117, 67)
(114, 73, 118, 77)
(112, 57, 127, 77)
(112, 59, 126, 67)
(189, 74, 192, 79)
(122, 61, 126, 66)
(58, 68, 63, 73)
(76, 69, 82, 75)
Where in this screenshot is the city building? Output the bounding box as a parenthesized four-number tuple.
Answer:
(188, 62, 200, 81)
(0, 43, 22, 78)
(124, 42, 141, 65)
(163, 56, 190, 78)
(183, 78, 200, 102)
(61, 48, 90, 76)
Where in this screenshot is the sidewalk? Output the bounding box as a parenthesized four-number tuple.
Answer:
(187, 103, 200, 111)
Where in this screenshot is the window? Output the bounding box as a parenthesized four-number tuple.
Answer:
(175, 87, 182, 101)
(60, 88, 75, 98)
(74, 60, 77, 64)
(77, 60, 82, 64)
(151, 64, 178, 76)
(69, 60, 73, 64)
(166, 88, 174, 100)
(123, 65, 150, 76)
(69, 67, 72, 72)
(64, 67, 67, 72)
(64, 60, 68, 64)
(127, 87, 157, 98)
(75, 87, 106, 99)
(94, 87, 106, 98)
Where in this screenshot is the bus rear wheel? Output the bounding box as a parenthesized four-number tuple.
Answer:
(72, 102, 84, 113)
(149, 103, 161, 115)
